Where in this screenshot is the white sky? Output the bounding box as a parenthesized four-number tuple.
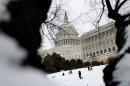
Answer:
(57, 0, 110, 35)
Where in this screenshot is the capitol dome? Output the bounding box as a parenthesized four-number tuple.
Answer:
(55, 11, 80, 47)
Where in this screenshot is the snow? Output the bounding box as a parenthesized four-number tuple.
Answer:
(112, 25, 130, 86)
(0, 32, 27, 65)
(119, 25, 130, 55)
(0, 64, 59, 86)
(113, 53, 130, 86)
(47, 65, 106, 86)
(0, 32, 59, 86)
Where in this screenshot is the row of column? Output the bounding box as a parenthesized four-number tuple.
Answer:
(83, 46, 116, 58)
(55, 39, 80, 46)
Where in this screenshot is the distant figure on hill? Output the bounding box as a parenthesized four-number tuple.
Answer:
(90, 65, 93, 70)
(88, 65, 92, 71)
(69, 70, 72, 74)
(88, 65, 91, 71)
(62, 72, 65, 76)
(78, 71, 83, 79)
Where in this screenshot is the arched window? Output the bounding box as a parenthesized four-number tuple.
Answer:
(59, 41, 60, 46)
(108, 48, 111, 52)
(96, 51, 99, 55)
(106, 31, 109, 36)
(71, 39, 73, 44)
(64, 40, 65, 45)
(66, 39, 68, 44)
(93, 52, 95, 56)
(100, 50, 103, 54)
(61, 40, 63, 45)
(84, 54, 85, 58)
(110, 29, 113, 35)
(85, 39, 87, 43)
(83, 47, 85, 52)
(90, 53, 92, 57)
(112, 47, 116, 51)
(95, 35, 97, 40)
(102, 32, 105, 38)
(92, 36, 94, 41)
(89, 45, 91, 49)
(98, 33, 101, 39)
(86, 46, 87, 51)
(104, 49, 107, 53)
(65, 40, 67, 45)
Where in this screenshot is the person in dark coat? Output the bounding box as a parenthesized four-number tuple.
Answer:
(78, 71, 82, 79)
(62, 72, 65, 76)
(69, 70, 72, 74)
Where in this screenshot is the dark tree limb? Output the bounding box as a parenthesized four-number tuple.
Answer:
(116, 0, 128, 11)
(115, 0, 120, 9)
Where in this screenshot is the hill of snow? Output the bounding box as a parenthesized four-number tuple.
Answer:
(47, 65, 106, 86)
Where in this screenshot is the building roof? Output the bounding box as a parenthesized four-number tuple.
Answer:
(56, 11, 78, 37)
(81, 22, 115, 38)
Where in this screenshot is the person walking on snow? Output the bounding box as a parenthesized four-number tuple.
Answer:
(78, 71, 82, 79)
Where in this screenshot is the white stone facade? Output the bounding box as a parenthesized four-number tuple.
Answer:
(40, 13, 117, 62)
(81, 22, 117, 62)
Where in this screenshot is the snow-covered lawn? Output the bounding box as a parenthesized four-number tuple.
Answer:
(47, 65, 106, 86)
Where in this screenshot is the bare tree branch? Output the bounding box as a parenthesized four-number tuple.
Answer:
(105, 0, 113, 12)
(115, 0, 120, 9)
(96, 0, 105, 27)
(116, 0, 128, 11)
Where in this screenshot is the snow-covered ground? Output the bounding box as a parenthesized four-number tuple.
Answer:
(47, 65, 106, 86)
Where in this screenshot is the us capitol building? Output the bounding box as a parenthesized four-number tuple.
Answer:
(40, 12, 117, 62)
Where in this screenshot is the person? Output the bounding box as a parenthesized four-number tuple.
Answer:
(78, 71, 83, 79)
(88, 65, 90, 71)
(90, 65, 93, 70)
(69, 70, 72, 74)
(62, 72, 65, 76)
